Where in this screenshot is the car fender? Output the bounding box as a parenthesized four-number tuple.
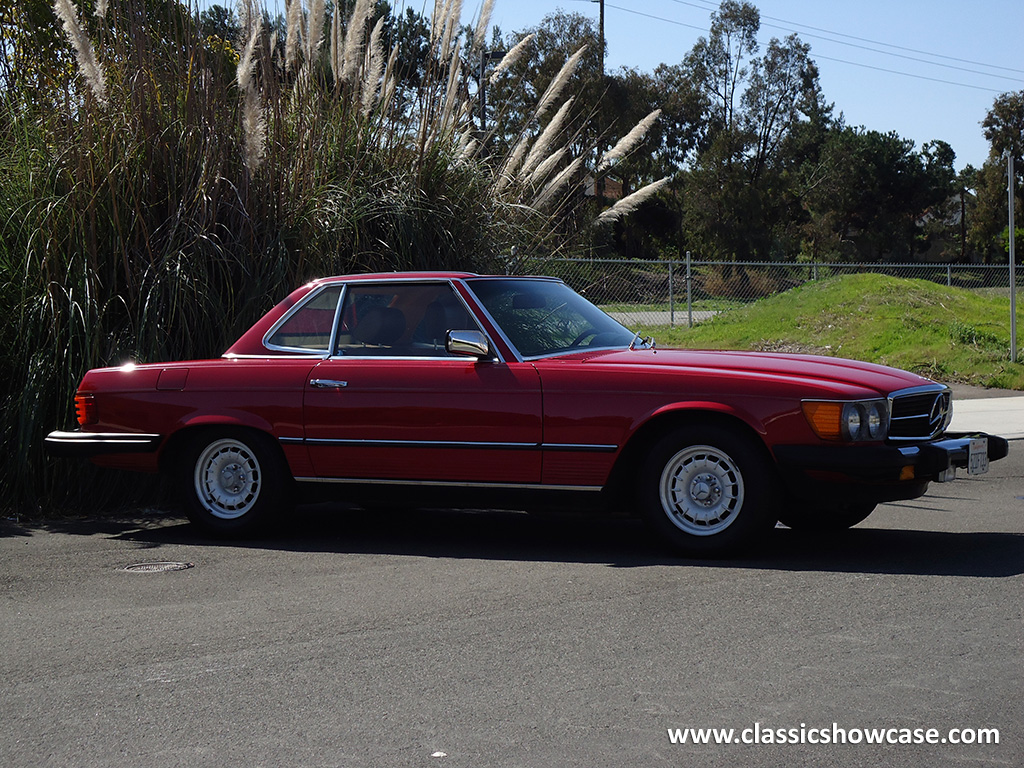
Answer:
(160, 412, 281, 462)
(639, 399, 769, 440)
(175, 412, 278, 433)
(602, 400, 776, 501)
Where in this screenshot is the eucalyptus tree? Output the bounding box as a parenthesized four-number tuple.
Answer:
(970, 90, 1024, 263)
(983, 90, 1024, 161)
(679, 0, 821, 261)
(487, 11, 603, 161)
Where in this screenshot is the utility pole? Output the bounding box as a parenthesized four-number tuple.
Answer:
(1009, 151, 1018, 363)
(593, 0, 606, 201)
(478, 49, 506, 134)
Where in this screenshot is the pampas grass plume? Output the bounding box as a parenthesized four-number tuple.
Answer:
(305, 0, 326, 61)
(595, 178, 669, 225)
(53, 0, 107, 106)
(285, 0, 303, 71)
(534, 46, 585, 119)
(489, 33, 534, 82)
(342, 0, 371, 84)
(520, 97, 574, 179)
(533, 155, 585, 209)
(598, 109, 662, 172)
(361, 17, 386, 113)
(470, 0, 495, 56)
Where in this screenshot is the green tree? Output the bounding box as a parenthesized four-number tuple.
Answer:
(743, 34, 817, 183)
(678, 1, 822, 262)
(685, 0, 759, 147)
(198, 3, 240, 42)
(488, 11, 603, 160)
(799, 127, 953, 261)
(961, 91, 1024, 264)
(982, 90, 1024, 161)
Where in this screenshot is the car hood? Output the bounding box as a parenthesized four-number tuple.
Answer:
(543, 347, 938, 399)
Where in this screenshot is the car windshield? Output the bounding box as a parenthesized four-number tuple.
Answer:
(466, 278, 638, 358)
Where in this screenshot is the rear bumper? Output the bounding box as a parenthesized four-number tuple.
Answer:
(44, 430, 163, 458)
(773, 432, 1009, 503)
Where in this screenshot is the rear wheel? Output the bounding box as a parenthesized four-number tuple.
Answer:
(639, 424, 778, 555)
(179, 430, 290, 536)
(777, 503, 876, 532)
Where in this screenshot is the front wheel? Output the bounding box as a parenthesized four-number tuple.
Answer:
(639, 425, 779, 555)
(178, 430, 290, 536)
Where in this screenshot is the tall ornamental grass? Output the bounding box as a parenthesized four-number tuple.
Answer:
(0, 0, 664, 514)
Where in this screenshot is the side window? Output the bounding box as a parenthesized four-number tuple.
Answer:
(266, 285, 343, 353)
(334, 283, 479, 357)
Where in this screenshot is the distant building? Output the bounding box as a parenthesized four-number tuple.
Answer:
(583, 175, 623, 200)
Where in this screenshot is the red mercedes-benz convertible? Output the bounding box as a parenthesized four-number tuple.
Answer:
(46, 272, 1008, 553)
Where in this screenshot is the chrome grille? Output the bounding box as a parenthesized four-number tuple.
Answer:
(888, 387, 951, 441)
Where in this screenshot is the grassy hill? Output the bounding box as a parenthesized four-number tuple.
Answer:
(638, 273, 1024, 390)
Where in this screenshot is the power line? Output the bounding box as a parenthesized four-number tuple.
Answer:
(811, 53, 1013, 94)
(602, 2, 1021, 93)
(665, 0, 1024, 76)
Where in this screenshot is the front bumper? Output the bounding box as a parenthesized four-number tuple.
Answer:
(44, 430, 163, 458)
(773, 432, 1010, 503)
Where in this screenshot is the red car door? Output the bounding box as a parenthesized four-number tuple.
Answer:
(300, 280, 543, 485)
(303, 358, 542, 484)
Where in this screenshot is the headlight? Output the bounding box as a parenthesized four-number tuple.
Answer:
(803, 399, 890, 442)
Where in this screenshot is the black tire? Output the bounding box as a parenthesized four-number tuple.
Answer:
(178, 430, 290, 536)
(639, 424, 779, 556)
(777, 503, 876, 532)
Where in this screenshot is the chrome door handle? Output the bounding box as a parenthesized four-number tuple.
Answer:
(310, 379, 348, 389)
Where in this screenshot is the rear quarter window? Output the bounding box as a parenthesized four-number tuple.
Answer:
(265, 285, 343, 353)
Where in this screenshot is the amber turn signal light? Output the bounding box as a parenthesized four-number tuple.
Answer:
(802, 401, 844, 440)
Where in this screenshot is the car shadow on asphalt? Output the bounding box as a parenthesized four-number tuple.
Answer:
(9, 504, 1022, 578)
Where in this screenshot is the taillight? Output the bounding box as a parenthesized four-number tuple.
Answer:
(75, 394, 97, 426)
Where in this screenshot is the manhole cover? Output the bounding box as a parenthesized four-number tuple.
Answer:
(123, 562, 194, 573)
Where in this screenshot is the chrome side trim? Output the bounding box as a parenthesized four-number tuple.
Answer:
(541, 443, 618, 453)
(319, 355, 497, 362)
(222, 353, 330, 360)
(294, 477, 602, 492)
(303, 438, 537, 450)
(279, 437, 619, 452)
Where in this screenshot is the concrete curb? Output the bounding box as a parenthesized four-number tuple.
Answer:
(949, 396, 1024, 441)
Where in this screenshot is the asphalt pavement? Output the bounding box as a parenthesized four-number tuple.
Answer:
(2, 448, 1022, 768)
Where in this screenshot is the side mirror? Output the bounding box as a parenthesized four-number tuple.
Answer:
(446, 330, 492, 359)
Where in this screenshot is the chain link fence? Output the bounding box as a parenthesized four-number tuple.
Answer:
(529, 257, 1021, 329)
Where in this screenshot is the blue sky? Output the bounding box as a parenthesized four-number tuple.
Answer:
(242, 0, 1024, 170)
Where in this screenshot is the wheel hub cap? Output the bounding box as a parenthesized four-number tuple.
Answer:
(194, 439, 262, 520)
(220, 463, 247, 493)
(690, 473, 722, 505)
(659, 446, 744, 536)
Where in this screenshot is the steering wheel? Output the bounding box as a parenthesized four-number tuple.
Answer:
(570, 328, 599, 347)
